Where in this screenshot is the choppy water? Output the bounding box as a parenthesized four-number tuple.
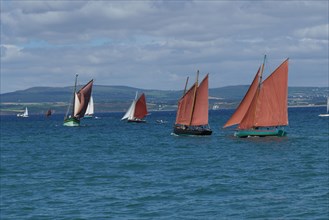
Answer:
(1, 107, 328, 219)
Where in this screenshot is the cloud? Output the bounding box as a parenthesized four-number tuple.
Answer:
(1, 0, 328, 93)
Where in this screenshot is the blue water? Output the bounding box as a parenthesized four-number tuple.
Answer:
(1, 107, 328, 219)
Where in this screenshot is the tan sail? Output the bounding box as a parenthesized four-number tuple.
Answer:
(175, 83, 197, 125)
(191, 74, 209, 126)
(238, 59, 289, 129)
(223, 68, 261, 128)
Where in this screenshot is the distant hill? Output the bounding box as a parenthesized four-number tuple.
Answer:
(0, 85, 328, 114)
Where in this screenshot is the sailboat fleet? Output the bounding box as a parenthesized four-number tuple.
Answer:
(17, 55, 327, 137)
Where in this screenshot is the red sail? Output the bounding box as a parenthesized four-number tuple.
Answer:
(75, 79, 93, 118)
(175, 83, 197, 125)
(191, 74, 209, 126)
(239, 59, 289, 129)
(253, 59, 289, 127)
(223, 67, 261, 128)
(134, 93, 148, 119)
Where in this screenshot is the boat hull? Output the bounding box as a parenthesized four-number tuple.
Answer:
(234, 129, 286, 138)
(83, 115, 93, 119)
(319, 114, 329, 117)
(173, 126, 212, 136)
(63, 117, 80, 126)
(127, 119, 146, 123)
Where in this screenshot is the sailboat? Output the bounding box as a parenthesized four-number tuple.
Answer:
(173, 71, 212, 136)
(63, 74, 94, 126)
(121, 92, 148, 123)
(17, 107, 29, 117)
(45, 109, 52, 117)
(319, 97, 329, 117)
(223, 55, 289, 138)
(84, 96, 94, 118)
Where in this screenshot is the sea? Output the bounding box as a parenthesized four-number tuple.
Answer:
(1, 107, 328, 219)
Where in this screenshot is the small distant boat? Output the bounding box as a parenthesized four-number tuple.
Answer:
(319, 97, 329, 117)
(45, 109, 52, 117)
(156, 119, 167, 124)
(223, 55, 289, 138)
(17, 107, 29, 118)
(173, 71, 212, 136)
(84, 96, 94, 118)
(121, 92, 148, 123)
(63, 74, 93, 127)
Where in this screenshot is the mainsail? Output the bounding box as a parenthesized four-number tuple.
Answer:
(191, 74, 209, 126)
(134, 93, 148, 119)
(224, 57, 289, 130)
(74, 79, 94, 119)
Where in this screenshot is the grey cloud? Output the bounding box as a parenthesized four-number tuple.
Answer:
(1, 0, 328, 93)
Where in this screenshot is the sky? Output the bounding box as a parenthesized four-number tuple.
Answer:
(1, 0, 328, 93)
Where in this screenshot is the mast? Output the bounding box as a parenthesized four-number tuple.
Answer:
(189, 70, 199, 125)
(71, 74, 79, 117)
(259, 55, 266, 86)
(183, 77, 189, 96)
(252, 55, 266, 128)
(65, 74, 78, 119)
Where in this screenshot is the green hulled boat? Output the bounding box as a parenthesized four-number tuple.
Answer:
(63, 117, 80, 127)
(63, 74, 94, 127)
(234, 128, 287, 138)
(224, 55, 289, 138)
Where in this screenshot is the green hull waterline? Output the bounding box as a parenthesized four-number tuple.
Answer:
(235, 129, 287, 138)
(63, 118, 80, 127)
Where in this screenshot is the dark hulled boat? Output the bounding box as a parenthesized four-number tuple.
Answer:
(173, 71, 212, 136)
(121, 92, 148, 123)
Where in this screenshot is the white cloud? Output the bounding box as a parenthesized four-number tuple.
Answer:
(294, 24, 329, 39)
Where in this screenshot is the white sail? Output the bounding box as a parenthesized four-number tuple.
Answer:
(85, 96, 94, 116)
(121, 91, 139, 121)
(121, 100, 136, 120)
(17, 107, 29, 117)
(73, 93, 81, 117)
(23, 107, 28, 117)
